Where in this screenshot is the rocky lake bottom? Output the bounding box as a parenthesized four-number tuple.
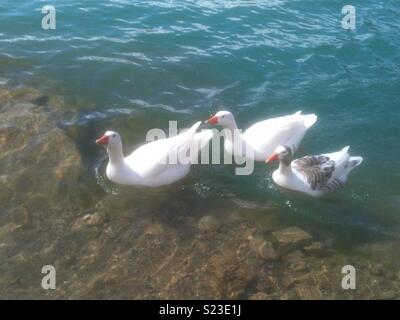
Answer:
(1, 85, 400, 299)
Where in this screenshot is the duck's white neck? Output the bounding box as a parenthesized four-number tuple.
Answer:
(222, 118, 241, 144)
(224, 118, 239, 131)
(277, 159, 293, 177)
(107, 144, 125, 166)
(106, 143, 143, 185)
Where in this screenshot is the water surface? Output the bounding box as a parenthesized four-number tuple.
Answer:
(1, 0, 400, 299)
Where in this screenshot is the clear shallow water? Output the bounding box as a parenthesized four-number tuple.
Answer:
(1, 1, 400, 267)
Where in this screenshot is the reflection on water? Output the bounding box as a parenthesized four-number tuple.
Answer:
(1, 86, 400, 299)
(95, 159, 120, 195)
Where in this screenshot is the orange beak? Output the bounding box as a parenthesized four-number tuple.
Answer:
(265, 153, 279, 164)
(206, 115, 218, 125)
(95, 134, 109, 146)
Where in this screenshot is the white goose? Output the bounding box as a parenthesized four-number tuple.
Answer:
(95, 121, 213, 187)
(266, 145, 363, 197)
(206, 110, 317, 162)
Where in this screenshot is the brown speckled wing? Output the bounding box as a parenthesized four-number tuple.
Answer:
(292, 155, 336, 191)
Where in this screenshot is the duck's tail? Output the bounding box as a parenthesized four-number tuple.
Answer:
(187, 121, 202, 134)
(303, 114, 317, 128)
(349, 156, 363, 169)
(341, 146, 363, 176)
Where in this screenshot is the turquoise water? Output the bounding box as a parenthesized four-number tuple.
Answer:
(1, 1, 400, 243)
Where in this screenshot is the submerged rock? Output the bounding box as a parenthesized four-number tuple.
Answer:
(198, 215, 221, 232)
(0, 87, 87, 207)
(272, 227, 313, 254)
(248, 235, 277, 261)
(295, 286, 323, 300)
(32, 95, 49, 106)
(206, 253, 254, 299)
(0, 86, 97, 298)
(249, 292, 270, 300)
(285, 251, 308, 272)
(303, 242, 325, 256)
(0, 86, 43, 106)
(74, 211, 107, 228)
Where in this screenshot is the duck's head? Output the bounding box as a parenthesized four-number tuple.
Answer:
(206, 111, 236, 128)
(95, 131, 122, 149)
(266, 145, 292, 165)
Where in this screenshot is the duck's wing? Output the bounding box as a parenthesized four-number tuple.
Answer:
(292, 146, 358, 192)
(292, 154, 339, 191)
(125, 121, 205, 178)
(242, 111, 317, 153)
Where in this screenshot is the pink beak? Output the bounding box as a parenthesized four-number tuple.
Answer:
(95, 134, 109, 146)
(206, 116, 218, 124)
(265, 153, 279, 164)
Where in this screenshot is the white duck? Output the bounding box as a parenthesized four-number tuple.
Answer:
(95, 121, 213, 187)
(266, 145, 363, 197)
(206, 110, 317, 161)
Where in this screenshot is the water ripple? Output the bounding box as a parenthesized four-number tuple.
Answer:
(78, 56, 141, 67)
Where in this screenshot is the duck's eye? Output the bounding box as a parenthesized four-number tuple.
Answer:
(112, 134, 116, 138)
(221, 115, 225, 118)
